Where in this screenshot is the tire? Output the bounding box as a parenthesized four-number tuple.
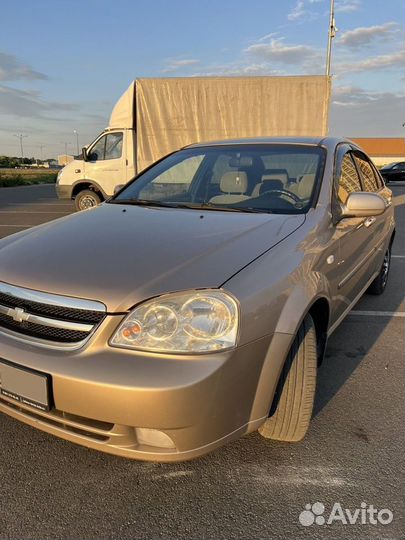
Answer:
(367, 245, 391, 295)
(258, 314, 317, 442)
(75, 189, 101, 211)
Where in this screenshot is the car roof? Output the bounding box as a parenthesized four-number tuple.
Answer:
(184, 136, 352, 151)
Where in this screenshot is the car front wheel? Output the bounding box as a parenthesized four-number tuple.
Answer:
(75, 189, 101, 211)
(259, 314, 317, 442)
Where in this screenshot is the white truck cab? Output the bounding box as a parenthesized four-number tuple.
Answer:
(56, 84, 137, 210)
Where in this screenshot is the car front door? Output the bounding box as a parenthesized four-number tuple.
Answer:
(331, 147, 385, 323)
(84, 131, 125, 195)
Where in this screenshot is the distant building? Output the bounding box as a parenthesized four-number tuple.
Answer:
(29, 162, 50, 168)
(48, 159, 61, 169)
(58, 154, 74, 166)
(350, 138, 405, 167)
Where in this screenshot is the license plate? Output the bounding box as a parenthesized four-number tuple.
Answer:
(0, 359, 51, 411)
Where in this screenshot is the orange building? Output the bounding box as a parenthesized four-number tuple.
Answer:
(349, 138, 405, 167)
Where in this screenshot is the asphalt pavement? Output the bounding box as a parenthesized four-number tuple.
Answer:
(0, 183, 403, 539)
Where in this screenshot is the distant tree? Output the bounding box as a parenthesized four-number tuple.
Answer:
(0, 155, 20, 168)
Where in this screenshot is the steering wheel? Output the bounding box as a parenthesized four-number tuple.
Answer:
(260, 189, 301, 204)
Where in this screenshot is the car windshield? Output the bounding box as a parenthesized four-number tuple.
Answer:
(111, 144, 325, 214)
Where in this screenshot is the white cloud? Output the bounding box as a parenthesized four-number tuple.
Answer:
(257, 32, 280, 42)
(335, 0, 361, 13)
(288, 0, 306, 20)
(0, 85, 77, 119)
(0, 51, 46, 82)
(338, 22, 400, 48)
(330, 86, 405, 136)
(287, 0, 324, 21)
(161, 58, 200, 73)
(245, 38, 318, 65)
(336, 50, 405, 74)
(191, 63, 282, 77)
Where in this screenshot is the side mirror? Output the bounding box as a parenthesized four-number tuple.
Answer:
(340, 192, 386, 219)
(82, 147, 88, 162)
(114, 184, 124, 195)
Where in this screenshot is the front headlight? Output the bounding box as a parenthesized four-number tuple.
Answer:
(110, 290, 239, 353)
(56, 169, 63, 184)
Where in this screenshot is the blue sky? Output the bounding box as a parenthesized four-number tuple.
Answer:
(0, 0, 404, 158)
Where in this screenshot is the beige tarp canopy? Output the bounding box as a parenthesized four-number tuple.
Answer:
(109, 76, 331, 172)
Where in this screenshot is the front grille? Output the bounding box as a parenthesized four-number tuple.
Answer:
(0, 282, 106, 348)
(0, 291, 104, 324)
(0, 313, 89, 343)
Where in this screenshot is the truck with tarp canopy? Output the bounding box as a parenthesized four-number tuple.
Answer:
(56, 75, 331, 210)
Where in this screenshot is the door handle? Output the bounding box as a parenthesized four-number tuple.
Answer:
(364, 216, 376, 228)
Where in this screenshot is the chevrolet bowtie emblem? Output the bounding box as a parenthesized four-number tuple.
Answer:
(8, 306, 30, 323)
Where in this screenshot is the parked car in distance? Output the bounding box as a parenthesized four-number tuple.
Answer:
(0, 137, 395, 462)
(380, 161, 405, 183)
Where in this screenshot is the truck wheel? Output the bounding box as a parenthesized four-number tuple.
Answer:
(367, 246, 391, 295)
(75, 190, 101, 211)
(258, 314, 317, 442)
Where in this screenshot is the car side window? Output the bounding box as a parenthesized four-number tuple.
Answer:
(105, 133, 123, 160)
(370, 162, 384, 189)
(89, 133, 123, 161)
(337, 153, 362, 204)
(90, 136, 106, 161)
(353, 154, 379, 192)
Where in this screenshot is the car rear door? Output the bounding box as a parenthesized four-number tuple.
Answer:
(352, 150, 392, 274)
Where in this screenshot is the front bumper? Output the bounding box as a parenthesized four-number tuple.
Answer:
(55, 184, 72, 200)
(0, 317, 292, 461)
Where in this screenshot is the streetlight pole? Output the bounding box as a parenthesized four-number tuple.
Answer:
(13, 133, 28, 164)
(62, 142, 70, 156)
(36, 144, 45, 165)
(326, 0, 337, 77)
(61, 142, 71, 164)
(73, 130, 79, 155)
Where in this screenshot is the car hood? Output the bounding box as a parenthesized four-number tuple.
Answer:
(0, 203, 305, 312)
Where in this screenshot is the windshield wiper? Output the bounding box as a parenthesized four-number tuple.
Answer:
(110, 199, 273, 213)
(110, 198, 189, 209)
(195, 203, 273, 214)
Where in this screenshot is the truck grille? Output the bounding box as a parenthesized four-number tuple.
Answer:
(0, 282, 106, 348)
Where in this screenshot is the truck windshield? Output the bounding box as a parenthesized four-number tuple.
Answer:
(111, 144, 325, 214)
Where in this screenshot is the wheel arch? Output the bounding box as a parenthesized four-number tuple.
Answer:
(71, 180, 108, 201)
(249, 285, 331, 424)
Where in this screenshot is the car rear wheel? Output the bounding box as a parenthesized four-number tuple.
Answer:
(258, 314, 317, 442)
(75, 189, 101, 211)
(367, 246, 391, 295)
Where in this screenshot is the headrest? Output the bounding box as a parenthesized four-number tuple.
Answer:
(259, 179, 283, 195)
(262, 168, 289, 183)
(220, 171, 248, 194)
(229, 156, 253, 168)
(296, 174, 315, 198)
